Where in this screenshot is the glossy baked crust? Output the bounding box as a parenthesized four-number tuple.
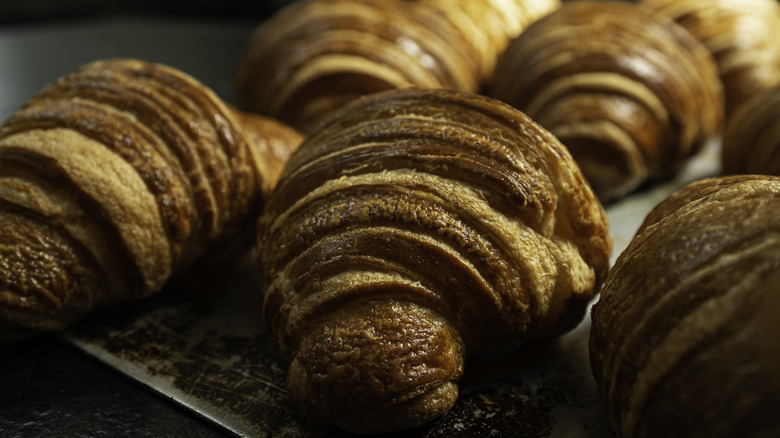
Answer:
(590, 175, 780, 438)
(488, 1, 724, 203)
(0, 58, 303, 344)
(257, 87, 612, 434)
(234, 0, 480, 134)
(639, 0, 780, 118)
(419, 0, 560, 83)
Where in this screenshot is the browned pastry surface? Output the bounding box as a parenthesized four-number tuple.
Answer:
(419, 0, 560, 83)
(488, 1, 724, 203)
(639, 0, 780, 118)
(721, 82, 780, 176)
(257, 87, 612, 434)
(0, 58, 302, 344)
(590, 174, 780, 438)
(231, 109, 305, 201)
(234, 0, 480, 134)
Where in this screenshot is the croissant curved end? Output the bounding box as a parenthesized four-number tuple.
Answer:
(287, 299, 463, 434)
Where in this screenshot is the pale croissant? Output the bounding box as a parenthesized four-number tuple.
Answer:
(257, 88, 612, 434)
(0, 58, 303, 344)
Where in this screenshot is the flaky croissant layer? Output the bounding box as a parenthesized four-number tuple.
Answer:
(639, 0, 780, 118)
(0, 58, 302, 344)
(418, 0, 561, 82)
(257, 88, 612, 434)
(234, 0, 481, 134)
(488, 1, 724, 203)
(235, 0, 563, 135)
(590, 175, 780, 438)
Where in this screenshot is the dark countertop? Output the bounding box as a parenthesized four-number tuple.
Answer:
(0, 335, 234, 437)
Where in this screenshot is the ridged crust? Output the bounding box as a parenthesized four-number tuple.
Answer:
(0, 58, 302, 344)
(721, 82, 780, 176)
(0, 205, 108, 341)
(234, 0, 481, 134)
(590, 175, 780, 438)
(3, 60, 259, 256)
(639, 0, 780, 118)
(258, 88, 611, 433)
(233, 110, 305, 198)
(419, 0, 560, 82)
(488, 1, 724, 203)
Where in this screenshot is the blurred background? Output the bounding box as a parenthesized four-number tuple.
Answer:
(0, 0, 294, 23)
(0, 0, 299, 122)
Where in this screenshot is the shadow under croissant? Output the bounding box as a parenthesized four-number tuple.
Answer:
(65, 256, 609, 438)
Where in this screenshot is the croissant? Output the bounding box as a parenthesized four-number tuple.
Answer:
(487, 1, 724, 203)
(418, 0, 560, 83)
(257, 88, 612, 434)
(589, 174, 780, 438)
(638, 0, 780, 118)
(0, 58, 303, 344)
(233, 0, 481, 134)
(721, 81, 780, 176)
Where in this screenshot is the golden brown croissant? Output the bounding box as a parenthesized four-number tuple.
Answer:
(721, 81, 780, 176)
(639, 0, 780, 118)
(0, 58, 303, 344)
(487, 1, 724, 203)
(233, 0, 481, 134)
(257, 88, 612, 434)
(590, 174, 780, 438)
(418, 0, 560, 82)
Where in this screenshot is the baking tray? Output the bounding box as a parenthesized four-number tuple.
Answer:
(61, 142, 722, 437)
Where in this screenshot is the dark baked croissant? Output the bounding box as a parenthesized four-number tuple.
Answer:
(721, 81, 780, 176)
(488, 1, 724, 203)
(639, 0, 780, 118)
(590, 174, 780, 438)
(257, 87, 612, 434)
(0, 58, 303, 344)
(234, 0, 481, 134)
(419, 0, 560, 83)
